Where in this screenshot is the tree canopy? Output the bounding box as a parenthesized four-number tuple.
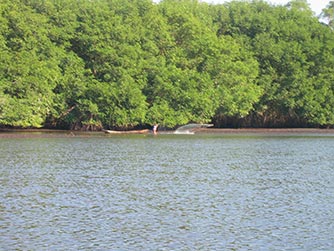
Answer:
(0, 0, 333, 129)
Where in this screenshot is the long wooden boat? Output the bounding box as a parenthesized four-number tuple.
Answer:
(103, 129, 150, 134)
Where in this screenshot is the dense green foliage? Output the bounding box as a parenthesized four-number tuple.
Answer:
(0, 0, 333, 129)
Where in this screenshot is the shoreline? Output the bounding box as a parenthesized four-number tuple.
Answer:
(195, 128, 334, 134)
(1, 127, 334, 138)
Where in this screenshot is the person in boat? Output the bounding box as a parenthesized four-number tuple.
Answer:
(152, 124, 159, 134)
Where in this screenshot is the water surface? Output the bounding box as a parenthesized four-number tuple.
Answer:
(1, 133, 334, 250)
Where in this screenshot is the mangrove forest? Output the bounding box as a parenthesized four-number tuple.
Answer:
(0, 0, 334, 130)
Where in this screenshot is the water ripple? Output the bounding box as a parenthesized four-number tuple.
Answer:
(1, 135, 334, 250)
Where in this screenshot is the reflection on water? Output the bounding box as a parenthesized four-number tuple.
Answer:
(1, 134, 334, 250)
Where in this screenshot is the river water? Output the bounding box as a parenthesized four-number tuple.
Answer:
(1, 132, 334, 250)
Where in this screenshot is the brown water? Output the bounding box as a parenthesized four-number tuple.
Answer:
(1, 133, 334, 250)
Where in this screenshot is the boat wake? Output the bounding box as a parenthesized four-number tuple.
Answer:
(174, 123, 213, 134)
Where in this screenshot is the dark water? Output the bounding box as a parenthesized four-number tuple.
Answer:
(1, 133, 334, 250)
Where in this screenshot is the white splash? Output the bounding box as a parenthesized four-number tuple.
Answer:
(174, 123, 213, 134)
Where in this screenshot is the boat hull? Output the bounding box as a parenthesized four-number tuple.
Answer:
(103, 129, 150, 134)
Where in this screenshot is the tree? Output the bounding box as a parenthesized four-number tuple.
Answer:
(321, 1, 334, 29)
(285, 0, 312, 14)
(224, 0, 333, 127)
(0, 1, 61, 127)
(1, 0, 333, 129)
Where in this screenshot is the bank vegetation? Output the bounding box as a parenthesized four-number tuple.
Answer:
(0, 0, 333, 129)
